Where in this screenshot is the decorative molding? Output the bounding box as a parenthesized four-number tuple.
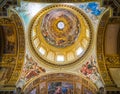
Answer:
(105, 55, 120, 65)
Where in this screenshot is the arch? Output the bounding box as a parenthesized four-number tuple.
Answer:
(0, 10, 25, 90)
(97, 7, 120, 88)
(96, 8, 114, 86)
(23, 73, 98, 94)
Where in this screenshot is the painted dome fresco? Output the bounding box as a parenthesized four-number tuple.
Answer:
(41, 8, 80, 48)
(29, 4, 94, 68)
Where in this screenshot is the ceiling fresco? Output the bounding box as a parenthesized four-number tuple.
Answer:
(0, 0, 119, 93)
(41, 8, 80, 48)
(77, 54, 104, 89)
(14, 1, 106, 89)
(79, 2, 105, 28)
(0, 0, 120, 93)
(16, 53, 46, 89)
(23, 73, 97, 94)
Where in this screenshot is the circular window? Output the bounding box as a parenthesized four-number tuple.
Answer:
(28, 4, 94, 68)
(57, 21, 65, 30)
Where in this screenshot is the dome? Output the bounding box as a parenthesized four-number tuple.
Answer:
(41, 8, 80, 48)
(28, 4, 94, 68)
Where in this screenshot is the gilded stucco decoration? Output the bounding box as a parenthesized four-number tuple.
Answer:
(0, 10, 25, 90)
(29, 4, 94, 68)
(97, 8, 116, 86)
(96, 2, 120, 88)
